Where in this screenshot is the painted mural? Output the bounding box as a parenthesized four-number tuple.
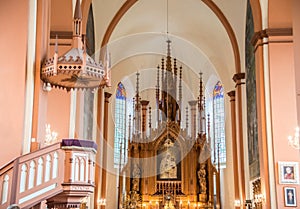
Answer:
(246, 0, 260, 180)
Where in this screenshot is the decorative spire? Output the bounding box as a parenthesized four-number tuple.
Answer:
(178, 66, 182, 122)
(54, 35, 58, 53)
(156, 66, 160, 126)
(53, 35, 58, 76)
(199, 72, 203, 111)
(185, 106, 189, 132)
(74, 0, 82, 20)
(73, 0, 83, 48)
(198, 72, 206, 134)
(128, 114, 132, 142)
(166, 40, 172, 71)
(207, 113, 210, 144)
(135, 71, 140, 105)
(149, 107, 152, 130)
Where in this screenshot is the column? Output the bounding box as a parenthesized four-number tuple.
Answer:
(23, 0, 37, 154)
(232, 73, 245, 208)
(100, 92, 112, 209)
(227, 90, 240, 208)
(94, 88, 104, 208)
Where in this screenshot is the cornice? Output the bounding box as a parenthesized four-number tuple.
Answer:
(251, 28, 293, 46)
(50, 31, 73, 39)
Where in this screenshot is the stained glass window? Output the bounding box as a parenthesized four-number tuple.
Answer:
(213, 81, 226, 167)
(114, 82, 127, 168)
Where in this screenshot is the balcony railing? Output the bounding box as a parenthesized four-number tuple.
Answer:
(0, 139, 97, 209)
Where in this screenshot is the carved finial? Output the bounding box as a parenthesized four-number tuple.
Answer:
(207, 113, 210, 143)
(178, 66, 183, 123)
(128, 114, 132, 142)
(186, 106, 189, 130)
(166, 40, 172, 71)
(174, 58, 177, 76)
(135, 71, 140, 102)
(149, 107, 152, 130)
(55, 35, 58, 53)
(199, 72, 203, 110)
(179, 66, 183, 100)
(156, 66, 160, 101)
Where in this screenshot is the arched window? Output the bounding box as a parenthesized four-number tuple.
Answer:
(45, 155, 51, 182)
(1, 175, 9, 204)
(20, 164, 27, 193)
(114, 82, 128, 168)
(36, 158, 44, 185)
(75, 157, 79, 181)
(52, 152, 58, 179)
(213, 81, 226, 167)
(28, 161, 36, 189)
(80, 158, 85, 181)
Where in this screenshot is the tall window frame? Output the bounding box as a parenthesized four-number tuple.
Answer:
(213, 81, 226, 167)
(114, 82, 128, 168)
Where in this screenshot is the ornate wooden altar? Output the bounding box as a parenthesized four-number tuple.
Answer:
(119, 41, 220, 209)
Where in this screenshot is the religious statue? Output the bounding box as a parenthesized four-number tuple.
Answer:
(132, 164, 141, 191)
(159, 139, 177, 179)
(160, 150, 177, 179)
(197, 164, 207, 194)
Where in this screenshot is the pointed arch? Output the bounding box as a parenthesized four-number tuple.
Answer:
(1, 175, 9, 204)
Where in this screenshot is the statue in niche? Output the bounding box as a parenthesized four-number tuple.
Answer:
(197, 164, 207, 194)
(132, 164, 141, 191)
(160, 139, 177, 179)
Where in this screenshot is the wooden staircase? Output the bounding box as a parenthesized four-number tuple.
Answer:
(0, 139, 97, 209)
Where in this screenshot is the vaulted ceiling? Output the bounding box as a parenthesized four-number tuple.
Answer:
(91, 0, 247, 94)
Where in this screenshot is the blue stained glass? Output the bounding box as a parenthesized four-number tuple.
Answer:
(213, 81, 226, 167)
(213, 81, 224, 99)
(114, 82, 128, 168)
(116, 82, 126, 100)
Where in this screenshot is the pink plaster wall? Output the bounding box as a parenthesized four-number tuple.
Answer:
(269, 42, 299, 208)
(46, 89, 71, 141)
(269, 0, 292, 28)
(0, 1, 28, 167)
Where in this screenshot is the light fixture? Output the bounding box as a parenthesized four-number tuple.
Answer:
(234, 199, 241, 207)
(41, 0, 110, 91)
(42, 82, 52, 92)
(44, 124, 58, 145)
(288, 126, 300, 149)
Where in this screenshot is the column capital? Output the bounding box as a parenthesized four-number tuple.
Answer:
(104, 92, 112, 101)
(188, 100, 198, 107)
(140, 100, 150, 107)
(232, 72, 245, 87)
(227, 90, 236, 101)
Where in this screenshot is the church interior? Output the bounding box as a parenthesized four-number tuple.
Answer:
(0, 0, 300, 209)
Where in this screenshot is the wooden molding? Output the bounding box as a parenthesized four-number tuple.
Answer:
(251, 28, 293, 46)
(50, 31, 73, 39)
(227, 90, 236, 101)
(232, 72, 245, 83)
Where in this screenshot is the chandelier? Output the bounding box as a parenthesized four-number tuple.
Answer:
(288, 127, 300, 149)
(41, 0, 110, 91)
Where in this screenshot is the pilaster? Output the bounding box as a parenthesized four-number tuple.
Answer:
(232, 72, 246, 208)
(227, 90, 240, 208)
